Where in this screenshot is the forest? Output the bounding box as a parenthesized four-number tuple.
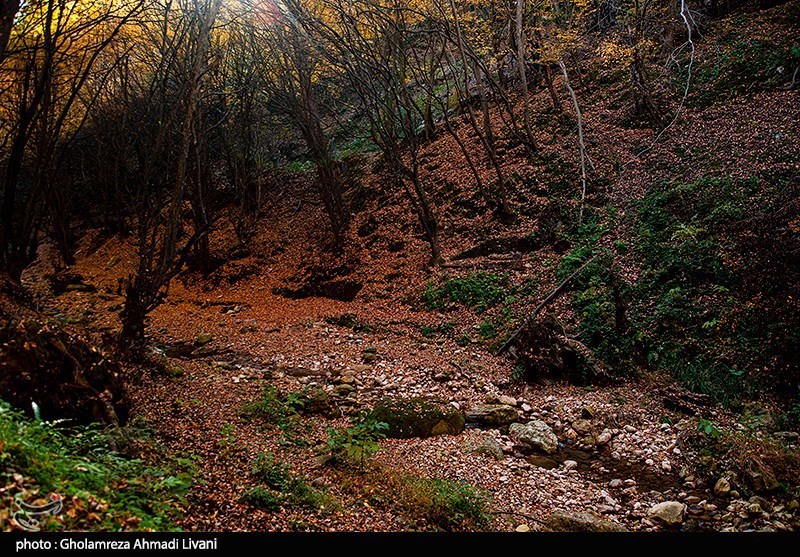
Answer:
(0, 0, 798, 534)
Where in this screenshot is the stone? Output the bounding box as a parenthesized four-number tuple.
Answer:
(333, 384, 354, 397)
(370, 397, 465, 439)
(545, 511, 628, 532)
(572, 419, 592, 435)
(743, 466, 779, 494)
(509, 420, 559, 454)
(581, 406, 595, 419)
(714, 477, 731, 496)
(747, 503, 763, 515)
(526, 455, 559, 469)
(596, 429, 613, 445)
(515, 524, 531, 533)
(623, 424, 637, 433)
(521, 403, 532, 413)
(466, 404, 519, 426)
(563, 460, 578, 471)
(195, 332, 213, 345)
(349, 364, 372, 373)
(786, 500, 799, 511)
(498, 395, 517, 407)
(647, 501, 686, 525)
(471, 437, 505, 461)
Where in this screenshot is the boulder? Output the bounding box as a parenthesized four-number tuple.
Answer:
(647, 501, 686, 525)
(470, 436, 505, 460)
(545, 511, 628, 532)
(466, 404, 519, 426)
(370, 397, 465, 439)
(508, 420, 559, 454)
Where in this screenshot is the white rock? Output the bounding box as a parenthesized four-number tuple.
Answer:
(647, 501, 687, 525)
(563, 460, 578, 471)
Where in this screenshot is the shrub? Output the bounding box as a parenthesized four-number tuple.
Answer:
(394, 476, 491, 531)
(326, 414, 388, 467)
(240, 386, 290, 425)
(423, 272, 511, 313)
(245, 453, 338, 512)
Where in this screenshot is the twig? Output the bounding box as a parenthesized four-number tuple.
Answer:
(496, 255, 599, 356)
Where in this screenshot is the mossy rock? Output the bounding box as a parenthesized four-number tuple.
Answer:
(370, 397, 465, 439)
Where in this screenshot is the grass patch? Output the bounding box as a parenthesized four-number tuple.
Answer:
(244, 452, 338, 512)
(0, 401, 193, 531)
(423, 272, 512, 313)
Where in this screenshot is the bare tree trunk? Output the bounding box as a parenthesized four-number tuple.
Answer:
(515, 0, 538, 150)
(559, 60, 588, 224)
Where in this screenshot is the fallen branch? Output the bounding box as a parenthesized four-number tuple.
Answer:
(495, 255, 598, 356)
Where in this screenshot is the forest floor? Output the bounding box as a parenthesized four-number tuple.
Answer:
(23, 88, 798, 533)
(6, 1, 800, 532)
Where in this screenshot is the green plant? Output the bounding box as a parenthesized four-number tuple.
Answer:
(698, 418, 724, 440)
(240, 386, 291, 425)
(252, 453, 292, 491)
(395, 476, 491, 531)
(244, 453, 337, 512)
(420, 321, 455, 339)
(0, 400, 192, 531)
(326, 414, 388, 467)
(423, 272, 511, 313)
(242, 486, 282, 511)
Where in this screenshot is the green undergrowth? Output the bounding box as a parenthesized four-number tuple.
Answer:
(0, 401, 193, 531)
(243, 452, 338, 513)
(422, 271, 512, 314)
(558, 175, 799, 407)
(690, 7, 800, 108)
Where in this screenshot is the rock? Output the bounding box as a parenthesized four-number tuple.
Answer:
(498, 395, 517, 407)
(623, 424, 636, 433)
(545, 511, 628, 532)
(471, 437, 505, 461)
(747, 503, 763, 516)
(572, 419, 592, 435)
(195, 332, 213, 345)
(714, 477, 731, 496)
(515, 524, 531, 533)
(581, 406, 595, 419)
(508, 420, 559, 454)
(647, 501, 686, 526)
(521, 403, 532, 413)
(466, 404, 519, 426)
(563, 460, 578, 471)
(609, 479, 623, 488)
(349, 364, 372, 373)
(361, 351, 377, 363)
(786, 500, 799, 511)
(596, 429, 613, 445)
(370, 397, 465, 439)
(301, 388, 332, 415)
(527, 455, 559, 469)
(333, 384, 354, 397)
(743, 466, 779, 494)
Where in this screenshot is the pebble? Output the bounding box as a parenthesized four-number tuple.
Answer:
(563, 460, 578, 471)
